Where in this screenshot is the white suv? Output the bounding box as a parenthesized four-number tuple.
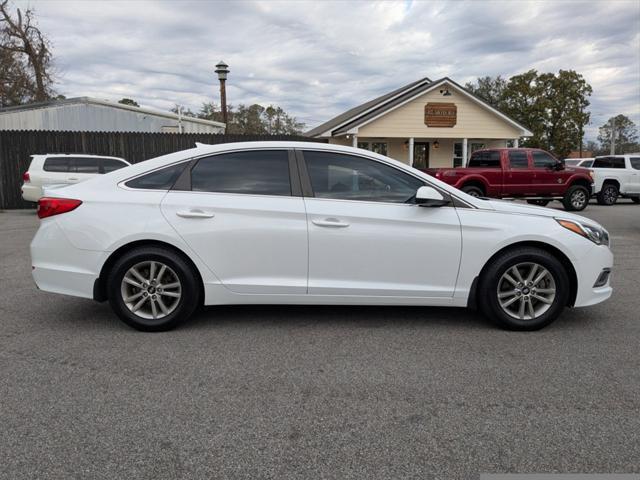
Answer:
(591, 154, 640, 205)
(22, 154, 130, 202)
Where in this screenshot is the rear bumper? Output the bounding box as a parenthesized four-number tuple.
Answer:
(30, 219, 105, 299)
(21, 184, 42, 202)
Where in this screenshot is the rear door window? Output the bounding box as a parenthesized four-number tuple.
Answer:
(70, 157, 100, 174)
(191, 150, 291, 196)
(508, 150, 529, 169)
(468, 151, 501, 168)
(43, 157, 70, 172)
(630, 158, 640, 170)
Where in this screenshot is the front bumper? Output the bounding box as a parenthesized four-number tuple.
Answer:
(573, 244, 613, 307)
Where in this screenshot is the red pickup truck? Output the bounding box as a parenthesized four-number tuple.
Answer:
(425, 148, 594, 211)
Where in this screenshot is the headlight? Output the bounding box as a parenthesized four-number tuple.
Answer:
(556, 219, 609, 246)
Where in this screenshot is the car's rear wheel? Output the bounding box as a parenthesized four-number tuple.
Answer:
(527, 199, 550, 206)
(107, 247, 200, 331)
(562, 185, 589, 211)
(597, 184, 619, 205)
(478, 247, 570, 331)
(461, 185, 484, 197)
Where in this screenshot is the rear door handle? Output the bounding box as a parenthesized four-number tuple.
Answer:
(176, 209, 214, 219)
(68, 177, 79, 181)
(312, 218, 350, 228)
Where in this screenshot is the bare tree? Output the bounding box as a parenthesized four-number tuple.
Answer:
(1, 0, 54, 102)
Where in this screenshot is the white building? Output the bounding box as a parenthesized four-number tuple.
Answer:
(307, 77, 532, 168)
(0, 97, 225, 133)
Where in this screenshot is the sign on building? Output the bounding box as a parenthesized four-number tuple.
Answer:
(424, 102, 457, 127)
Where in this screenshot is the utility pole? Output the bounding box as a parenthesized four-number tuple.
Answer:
(215, 61, 230, 129)
(610, 117, 616, 155)
(578, 104, 584, 157)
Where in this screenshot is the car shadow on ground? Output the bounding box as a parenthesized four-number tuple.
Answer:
(46, 297, 606, 334)
(188, 304, 493, 330)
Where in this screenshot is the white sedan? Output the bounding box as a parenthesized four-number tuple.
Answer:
(30, 142, 613, 331)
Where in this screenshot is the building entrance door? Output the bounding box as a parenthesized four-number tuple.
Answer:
(413, 142, 429, 169)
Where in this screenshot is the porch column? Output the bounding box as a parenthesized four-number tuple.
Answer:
(352, 134, 358, 148)
(513, 138, 519, 148)
(409, 137, 414, 166)
(462, 138, 468, 167)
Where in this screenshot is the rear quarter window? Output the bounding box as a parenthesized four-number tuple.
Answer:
(102, 159, 129, 173)
(125, 163, 188, 190)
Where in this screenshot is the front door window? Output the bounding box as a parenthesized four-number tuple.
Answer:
(413, 142, 429, 169)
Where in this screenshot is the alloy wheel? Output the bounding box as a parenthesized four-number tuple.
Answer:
(497, 262, 556, 320)
(570, 189, 587, 209)
(603, 186, 617, 205)
(120, 261, 182, 320)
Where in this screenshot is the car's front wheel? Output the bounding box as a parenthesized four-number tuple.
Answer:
(107, 246, 200, 331)
(478, 247, 570, 330)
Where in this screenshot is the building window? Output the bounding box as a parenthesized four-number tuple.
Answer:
(371, 142, 388, 156)
(357, 142, 369, 150)
(453, 142, 463, 167)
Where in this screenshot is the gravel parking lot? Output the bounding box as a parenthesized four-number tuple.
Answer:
(1, 201, 639, 479)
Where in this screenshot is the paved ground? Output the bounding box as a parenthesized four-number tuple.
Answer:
(1, 201, 639, 479)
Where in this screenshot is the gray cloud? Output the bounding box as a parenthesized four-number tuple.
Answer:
(15, 0, 640, 140)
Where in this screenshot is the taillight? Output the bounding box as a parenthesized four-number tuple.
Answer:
(23, 171, 30, 182)
(37, 197, 82, 219)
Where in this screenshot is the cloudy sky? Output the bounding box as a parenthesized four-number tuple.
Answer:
(14, 0, 640, 140)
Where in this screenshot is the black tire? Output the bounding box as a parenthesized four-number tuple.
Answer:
(107, 246, 200, 331)
(527, 199, 550, 206)
(596, 183, 619, 205)
(461, 185, 484, 197)
(477, 247, 570, 331)
(562, 185, 589, 211)
(631, 197, 640, 204)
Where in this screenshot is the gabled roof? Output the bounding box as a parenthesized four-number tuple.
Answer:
(308, 77, 532, 138)
(0, 96, 225, 128)
(305, 76, 431, 137)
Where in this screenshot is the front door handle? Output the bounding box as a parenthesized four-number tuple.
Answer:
(176, 209, 215, 219)
(68, 177, 79, 181)
(312, 218, 350, 228)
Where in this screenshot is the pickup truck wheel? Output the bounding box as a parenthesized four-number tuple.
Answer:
(461, 185, 483, 197)
(527, 200, 550, 206)
(596, 184, 619, 206)
(562, 185, 589, 211)
(478, 247, 569, 331)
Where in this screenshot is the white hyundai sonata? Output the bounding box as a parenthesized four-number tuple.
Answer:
(30, 142, 613, 331)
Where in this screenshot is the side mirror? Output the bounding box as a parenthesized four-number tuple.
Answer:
(555, 161, 565, 171)
(415, 186, 450, 207)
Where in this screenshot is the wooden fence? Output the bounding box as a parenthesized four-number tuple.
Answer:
(0, 130, 325, 209)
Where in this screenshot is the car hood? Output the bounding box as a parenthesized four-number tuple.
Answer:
(482, 199, 601, 227)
